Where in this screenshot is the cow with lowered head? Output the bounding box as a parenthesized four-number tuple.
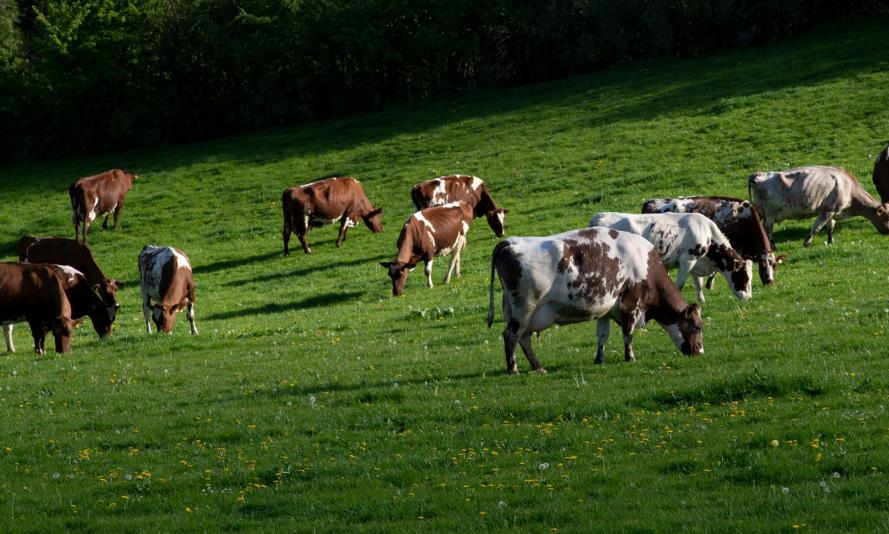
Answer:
(381, 202, 474, 296)
(282, 177, 383, 255)
(69, 169, 138, 244)
(0, 262, 75, 354)
(487, 227, 703, 373)
(139, 246, 197, 335)
(411, 175, 508, 237)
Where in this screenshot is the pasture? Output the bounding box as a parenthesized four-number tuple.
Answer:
(1, 17, 888, 532)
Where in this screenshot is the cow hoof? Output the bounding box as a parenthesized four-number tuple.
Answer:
(803, 240, 812, 247)
(594, 359, 604, 365)
(535, 367, 548, 374)
(508, 367, 519, 375)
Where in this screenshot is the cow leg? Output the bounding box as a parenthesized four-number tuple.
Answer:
(335, 218, 349, 247)
(112, 201, 124, 229)
(425, 260, 434, 288)
(502, 320, 521, 374)
(805, 212, 834, 247)
(445, 238, 465, 284)
(675, 258, 697, 291)
(187, 301, 198, 335)
(826, 218, 836, 244)
(102, 212, 111, 229)
(621, 317, 636, 362)
(28, 321, 46, 355)
(141, 288, 153, 334)
(692, 276, 706, 303)
(3, 323, 14, 353)
(705, 273, 717, 290)
(518, 332, 547, 373)
(73, 214, 80, 243)
(594, 318, 610, 364)
(298, 215, 312, 254)
(82, 219, 90, 245)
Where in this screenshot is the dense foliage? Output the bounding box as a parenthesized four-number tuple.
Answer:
(1, 0, 888, 160)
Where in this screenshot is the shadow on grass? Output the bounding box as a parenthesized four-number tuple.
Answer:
(204, 291, 364, 320)
(223, 253, 389, 287)
(0, 239, 20, 260)
(193, 250, 282, 275)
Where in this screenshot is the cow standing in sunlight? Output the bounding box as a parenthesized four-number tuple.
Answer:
(139, 246, 197, 335)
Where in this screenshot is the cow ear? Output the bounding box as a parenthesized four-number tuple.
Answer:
(110, 279, 121, 289)
(369, 207, 383, 217)
(379, 262, 391, 269)
(501, 208, 509, 214)
(775, 255, 786, 265)
(733, 258, 743, 271)
(684, 303, 701, 319)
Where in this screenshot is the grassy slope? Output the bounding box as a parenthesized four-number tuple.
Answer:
(1, 17, 888, 532)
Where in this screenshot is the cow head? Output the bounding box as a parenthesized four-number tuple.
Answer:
(484, 208, 509, 237)
(151, 304, 178, 334)
(757, 252, 781, 286)
(707, 244, 752, 300)
(93, 279, 120, 336)
(380, 261, 412, 296)
(873, 204, 889, 234)
(51, 316, 74, 353)
(363, 207, 384, 233)
(664, 304, 704, 356)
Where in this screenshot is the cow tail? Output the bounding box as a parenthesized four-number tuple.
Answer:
(281, 189, 291, 231)
(747, 174, 754, 202)
(487, 245, 499, 328)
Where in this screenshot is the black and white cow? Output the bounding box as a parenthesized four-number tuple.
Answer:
(749, 165, 889, 246)
(589, 212, 752, 303)
(487, 227, 703, 373)
(641, 196, 780, 287)
(138, 246, 197, 335)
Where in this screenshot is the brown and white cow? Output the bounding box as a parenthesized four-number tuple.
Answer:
(138, 246, 197, 335)
(3, 265, 115, 352)
(411, 175, 508, 237)
(0, 262, 74, 354)
(749, 165, 889, 246)
(873, 144, 889, 204)
(282, 177, 383, 255)
(487, 228, 703, 373)
(18, 236, 120, 317)
(69, 169, 138, 244)
(380, 202, 474, 296)
(589, 212, 753, 303)
(641, 196, 780, 286)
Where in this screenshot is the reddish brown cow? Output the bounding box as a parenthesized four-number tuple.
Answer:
(873, 144, 889, 203)
(0, 262, 74, 354)
(411, 175, 508, 236)
(282, 177, 383, 255)
(139, 246, 197, 335)
(381, 202, 474, 296)
(18, 236, 120, 315)
(69, 169, 138, 244)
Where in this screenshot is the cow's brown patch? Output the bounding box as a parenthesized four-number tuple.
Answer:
(558, 236, 620, 303)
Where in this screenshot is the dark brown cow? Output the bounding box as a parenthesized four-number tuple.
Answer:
(641, 196, 780, 286)
(139, 246, 197, 335)
(3, 265, 115, 351)
(873, 144, 889, 203)
(381, 202, 474, 296)
(18, 236, 120, 315)
(282, 177, 383, 255)
(69, 169, 138, 244)
(0, 262, 74, 354)
(411, 175, 508, 237)
(487, 228, 703, 373)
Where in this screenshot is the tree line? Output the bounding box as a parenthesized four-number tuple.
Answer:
(1, 0, 886, 161)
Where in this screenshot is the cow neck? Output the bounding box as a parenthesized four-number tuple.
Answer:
(395, 223, 418, 266)
(645, 255, 688, 325)
(474, 186, 497, 217)
(748, 206, 773, 255)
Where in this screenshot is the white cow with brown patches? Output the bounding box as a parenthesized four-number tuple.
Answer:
(589, 212, 753, 303)
(138, 245, 197, 334)
(487, 228, 703, 373)
(749, 165, 889, 246)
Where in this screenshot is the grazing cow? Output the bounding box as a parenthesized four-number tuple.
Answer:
(138, 246, 197, 335)
(749, 165, 889, 246)
(0, 262, 74, 354)
(641, 196, 780, 286)
(380, 202, 474, 296)
(411, 175, 508, 237)
(282, 177, 383, 255)
(486, 227, 703, 373)
(873, 145, 889, 203)
(18, 236, 120, 314)
(3, 265, 115, 352)
(69, 169, 138, 244)
(588, 212, 752, 303)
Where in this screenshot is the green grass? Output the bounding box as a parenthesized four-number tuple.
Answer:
(2, 16, 889, 532)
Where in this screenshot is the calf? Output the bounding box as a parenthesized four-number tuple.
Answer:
(749, 165, 889, 246)
(0, 262, 74, 354)
(589, 212, 752, 303)
(282, 177, 383, 255)
(138, 246, 197, 335)
(641, 196, 779, 286)
(411, 175, 508, 237)
(380, 202, 474, 296)
(2, 265, 114, 351)
(18, 236, 120, 316)
(487, 227, 703, 373)
(873, 144, 889, 203)
(69, 169, 138, 244)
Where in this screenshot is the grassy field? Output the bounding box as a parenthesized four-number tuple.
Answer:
(1, 16, 889, 532)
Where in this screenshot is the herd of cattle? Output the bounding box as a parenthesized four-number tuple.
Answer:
(3, 145, 889, 372)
